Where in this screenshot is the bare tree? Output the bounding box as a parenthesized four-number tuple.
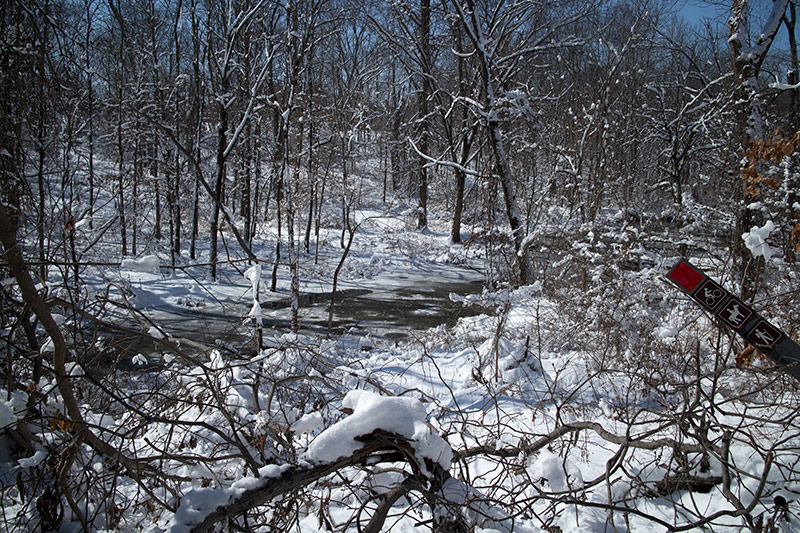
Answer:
(728, 0, 789, 294)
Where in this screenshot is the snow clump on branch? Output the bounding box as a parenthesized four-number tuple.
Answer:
(742, 220, 776, 261)
(303, 389, 452, 471)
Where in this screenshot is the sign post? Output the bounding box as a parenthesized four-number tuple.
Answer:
(666, 259, 800, 382)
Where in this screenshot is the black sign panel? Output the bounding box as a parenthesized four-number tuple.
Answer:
(692, 278, 728, 312)
(716, 297, 755, 331)
(746, 319, 784, 350)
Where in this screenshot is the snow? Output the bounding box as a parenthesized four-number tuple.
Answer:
(528, 450, 584, 492)
(39, 336, 54, 353)
(148, 326, 166, 339)
(656, 324, 679, 339)
(17, 450, 48, 469)
(121, 254, 161, 273)
(290, 411, 324, 434)
(742, 220, 776, 261)
(304, 389, 453, 470)
(0, 400, 16, 429)
(247, 300, 263, 325)
(244, 264, 262, 290)
(5, 147, 799, 533)
(170, 464, 288, 531)
(244, 264, 263, 325)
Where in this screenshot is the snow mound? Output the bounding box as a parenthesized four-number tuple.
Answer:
(291, 412, 324, 435)
(303, 390, 452, 470)
(18, 449, 48, 468)
(121, 255, 161, 273)
(528, 450, 584, 492)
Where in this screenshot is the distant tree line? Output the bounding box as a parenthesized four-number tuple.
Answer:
(0, 0, 797, 287)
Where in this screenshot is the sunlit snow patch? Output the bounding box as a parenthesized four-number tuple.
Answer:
(290, 412, 324, 435)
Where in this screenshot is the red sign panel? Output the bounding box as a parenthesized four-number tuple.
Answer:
(716, 297, 755, 331)
(667, 260, 705, 293)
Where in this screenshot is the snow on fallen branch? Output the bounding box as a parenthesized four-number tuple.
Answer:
(170, 390, 517, 533)
(174, 434, 425, 533)
(303, 389, 452, 471)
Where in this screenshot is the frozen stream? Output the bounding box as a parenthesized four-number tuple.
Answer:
(105, 265, 485, 366)
(273, 273, 486, 341)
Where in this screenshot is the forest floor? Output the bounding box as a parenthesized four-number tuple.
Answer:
(4, 172, 800, 532)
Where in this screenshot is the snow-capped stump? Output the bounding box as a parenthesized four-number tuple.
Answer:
(303, 389, 452, 472)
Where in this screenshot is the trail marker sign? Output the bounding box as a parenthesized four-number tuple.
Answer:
(666, 259, 800, 383)
(717, 297, 754, 331)
(746, 319, 783, 350)
(693, 278, 727, 312)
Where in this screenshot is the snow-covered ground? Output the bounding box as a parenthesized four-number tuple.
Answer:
(2, 172, 800, 532)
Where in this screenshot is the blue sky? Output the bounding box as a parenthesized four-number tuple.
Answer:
(681, 0, 728, 24)
(680, 0, 791, 53)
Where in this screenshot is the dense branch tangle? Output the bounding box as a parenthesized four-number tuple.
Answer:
(2, 0, 800, 531)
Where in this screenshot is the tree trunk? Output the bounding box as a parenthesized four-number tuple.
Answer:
(728, 0, 789, 296)
(449, 24, 470, 244)
(785, 2, 799, 131)
(117, 94, 127, 257)
(242, 122, 252, 246)
(304, 74, 315, 253)
(86, 0, 95, 231)
(172, 0, 184, 261)
(451, 168, 466, 244)
(190, 0, 202, 261)
(154, 164, 162, 241)
(210, 95, 227, 280)
(288, 169, 299, 332)
(416, 0, 430, 230)
(37, 69, 47, 280)
(271, 172, 282, 293)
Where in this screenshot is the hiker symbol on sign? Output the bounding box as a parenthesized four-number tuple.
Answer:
(747, 319, 783, 350)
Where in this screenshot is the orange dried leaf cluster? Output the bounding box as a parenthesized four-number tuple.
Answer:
(734, 344, 756, 367)
(741, 132, 800, 197)
(745, 131, 800, 164)
(49, 417, 72, 432)
(742, 132, 800, 253)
